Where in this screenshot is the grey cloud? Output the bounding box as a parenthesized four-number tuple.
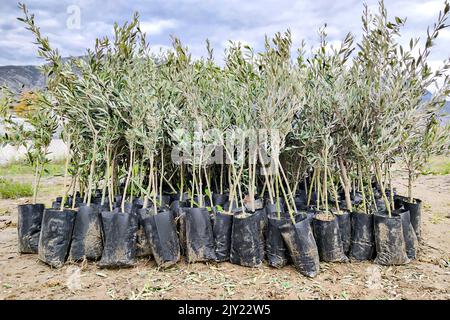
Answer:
(0, 0, 448, 67)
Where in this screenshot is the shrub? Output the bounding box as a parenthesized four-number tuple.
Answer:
(0, 178, 33, 199)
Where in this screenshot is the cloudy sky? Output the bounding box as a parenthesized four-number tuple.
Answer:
(0, 0, 449, 68)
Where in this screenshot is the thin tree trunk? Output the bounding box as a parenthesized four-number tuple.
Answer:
(307, 169, 316, 206)
(323, 148, 328, 214)
(159, 146, 164, 202)
(316, 166, 321, 210)
(338, 157, 353, 211)
(220, 163, 224, 194)
(101, 143, 110, 206)
(204, 166, 214, 207)
(179, 164, 184, 201)
(278, 159, 297, 213)
(60, 139, 71, 211)
(86, 135, 98, 207)
(358, 164, 367, 214)
(387, 162, 395, 211)
(32, 158, 39, 204)
(71, 173, 78, 209)
(121, 144, 134, 213)
(408, 168, 413, 203)
(328, 170, 340, 214)
(375, 163, 391, 216)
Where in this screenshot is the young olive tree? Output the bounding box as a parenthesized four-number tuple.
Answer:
(254, 30, 304, 219)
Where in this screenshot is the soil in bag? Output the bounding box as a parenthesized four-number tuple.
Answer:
(213, 211, 233, 262)
(140, 209, 180, 268)
(17, 203, 45, 254)
(68, 205, 103, 261)
(98, 210, 138, 268)
(312, 213, 348, 262)
(402, 198, 422, 241)
(279, 217, 320, 277)
(396, 209, 418, 260)
(266, 216, 289, 268)
(38, 209, 76, 268)
(374, 212, 409, 265)
(335, 211, 351, 255)
(135, 208, 153, 258)
(230, 210, 264, 267)
(349, 211, 375, 261)
(185, 207, 216, 263)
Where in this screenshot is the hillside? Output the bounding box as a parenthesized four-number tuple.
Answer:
(0, 57, 79, 93)
(0, 65, 44, 92)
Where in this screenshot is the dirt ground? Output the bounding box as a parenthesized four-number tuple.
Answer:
(0, 172, 449, 300)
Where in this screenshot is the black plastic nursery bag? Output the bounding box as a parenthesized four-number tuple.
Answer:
(17, 203, 44, 254)
(279, 217, 320, 277)
(185, 207, 216, 263)
(98, 210, 138, 268)
(38, 209, 76, 268)
(69, 205, 103, 261)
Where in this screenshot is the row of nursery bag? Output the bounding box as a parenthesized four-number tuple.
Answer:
(17, 190, 422, 277)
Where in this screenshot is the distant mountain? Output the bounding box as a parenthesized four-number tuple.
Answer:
(0, 57, 82, 93)
(0, 65, 44, 92)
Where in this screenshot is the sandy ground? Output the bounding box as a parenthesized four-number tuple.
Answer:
(0, 173, 449, 300)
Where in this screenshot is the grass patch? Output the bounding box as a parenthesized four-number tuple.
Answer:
(421, 155, 450, 175)
(0, 160, 65, 177)
(0, 178, 33, 199)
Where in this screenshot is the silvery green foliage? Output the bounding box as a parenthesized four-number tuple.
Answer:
(15, 1, 450, 213)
